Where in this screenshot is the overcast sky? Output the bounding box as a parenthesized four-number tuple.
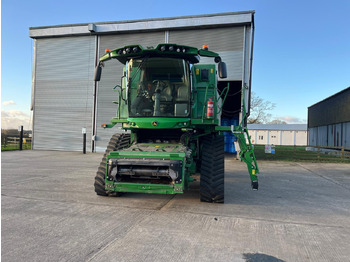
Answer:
(1, 0, 350, 129)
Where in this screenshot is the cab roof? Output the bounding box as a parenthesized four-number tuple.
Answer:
(99, 43, 220, 64)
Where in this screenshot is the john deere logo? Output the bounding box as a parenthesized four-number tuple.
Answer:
(152, 121, 158, 127)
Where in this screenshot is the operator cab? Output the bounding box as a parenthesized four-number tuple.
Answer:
(128, 57, 190, 117)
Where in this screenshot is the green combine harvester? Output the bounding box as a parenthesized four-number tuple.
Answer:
(94, 43, 258, 203)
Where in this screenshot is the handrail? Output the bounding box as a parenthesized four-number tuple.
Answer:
(216, 83, 230, 115)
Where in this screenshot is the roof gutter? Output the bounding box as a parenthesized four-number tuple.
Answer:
(29, 11, 255, 39)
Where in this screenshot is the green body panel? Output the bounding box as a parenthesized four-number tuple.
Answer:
(197, 49, 219, 57)
(106, 182, 182, 194)
(109, 149, 185, 159)
(107, 118, 218, 129)
(191, 64, 217, 120)
(124, 118, 191, 129)
(190, 118, 219, 126)
(111, 119, 128, 123)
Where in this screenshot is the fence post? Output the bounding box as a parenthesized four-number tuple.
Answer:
(341, 146, 345, 162)
(3, 135, 7, 148)
(82, 128, 86, 154)
(317, 146, 320, 162)
(19, 125, 23, 151)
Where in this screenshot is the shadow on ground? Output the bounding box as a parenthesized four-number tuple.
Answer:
(243, 253, 286, 262)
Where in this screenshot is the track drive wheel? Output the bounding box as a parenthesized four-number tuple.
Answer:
(200, 134, 225, 203)
(94, 133, 130, 196)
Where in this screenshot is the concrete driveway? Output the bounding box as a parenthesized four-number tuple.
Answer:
(2, 150, 350, 262)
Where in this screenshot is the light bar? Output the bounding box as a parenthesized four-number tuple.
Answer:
(157, 44, 188, 54)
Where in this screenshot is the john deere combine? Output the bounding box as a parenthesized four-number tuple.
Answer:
(94, 43, 258, 203)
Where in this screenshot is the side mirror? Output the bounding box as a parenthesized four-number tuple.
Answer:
(94, 64, 102, 81)
(218, 62, 227, 79)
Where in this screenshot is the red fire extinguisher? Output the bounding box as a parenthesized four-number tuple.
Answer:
(206, 98, 214, 119)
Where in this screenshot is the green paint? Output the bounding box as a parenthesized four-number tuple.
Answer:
(111, 182, 183, 194)
(124, 118, 190, 129)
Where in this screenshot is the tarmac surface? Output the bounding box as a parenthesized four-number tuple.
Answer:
(1, 150, 350, 262)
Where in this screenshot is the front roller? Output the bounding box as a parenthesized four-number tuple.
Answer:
(199, 134, 225, 203)
(94, 133, 130, 196)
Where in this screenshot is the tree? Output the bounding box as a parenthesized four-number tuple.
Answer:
(268, 119, 287, 124)
(247, 92, 275, 124)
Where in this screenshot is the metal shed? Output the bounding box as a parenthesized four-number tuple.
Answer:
(308, 87, 350, 147)
(29, 11, 255, 152)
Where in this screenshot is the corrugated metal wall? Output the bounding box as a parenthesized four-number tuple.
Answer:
(169, 27, 245, 81)
(308, 87, 350, 128)
(33, 36, 95, 151)
(309, 122, 350, 147)
(343, 122, 350, 147)
(95, 32, 165, 152)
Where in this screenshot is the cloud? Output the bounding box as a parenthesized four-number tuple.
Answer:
(1, 110, 31, 130)
(2, 100, 16, 106)
(275, 116, 306, 124)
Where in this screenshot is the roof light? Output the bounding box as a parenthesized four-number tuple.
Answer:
(101, 124, 107, 128)
(105, 48, 111, 53)
(202, 44, 209, 50)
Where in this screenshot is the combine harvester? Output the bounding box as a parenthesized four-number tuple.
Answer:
(94, 44, 258, 203)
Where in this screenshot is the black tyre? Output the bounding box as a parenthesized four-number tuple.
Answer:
(199, 134, 225, 203)
(94, 133, 130, 196)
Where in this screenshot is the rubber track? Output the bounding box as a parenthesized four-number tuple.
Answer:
(199, 134, 225, 203)
(94, 133, 130, 196)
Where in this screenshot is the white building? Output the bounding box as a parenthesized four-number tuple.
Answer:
(247, 124, 308, 146)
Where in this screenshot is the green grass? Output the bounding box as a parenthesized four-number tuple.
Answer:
(1, 143, 32, 151)
(253, 145, 350, 163)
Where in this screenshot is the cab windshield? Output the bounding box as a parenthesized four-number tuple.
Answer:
(128, 57, 190, 117)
